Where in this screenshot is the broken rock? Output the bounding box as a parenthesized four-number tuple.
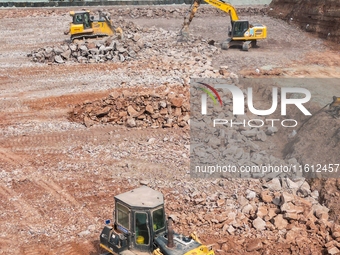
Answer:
(263, 178, 281, 191)
(246, 239, 263, 252)
(273, 214, 288, 230)
(253, 217, 266, 231)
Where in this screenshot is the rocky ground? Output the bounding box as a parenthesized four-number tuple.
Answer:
(0, 5, 340, 255)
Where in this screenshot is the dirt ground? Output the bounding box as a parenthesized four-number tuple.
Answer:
(0, 6, 339, 255)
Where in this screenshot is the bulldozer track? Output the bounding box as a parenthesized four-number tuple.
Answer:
(71, 33, 110, 42)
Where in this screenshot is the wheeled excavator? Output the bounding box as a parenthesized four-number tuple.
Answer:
(65, 10, 123, 41)
(179, 0, 267, 51)
(100, 186, 215, 255)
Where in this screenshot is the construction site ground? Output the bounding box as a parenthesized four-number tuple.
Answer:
(0, 6, 340, 255)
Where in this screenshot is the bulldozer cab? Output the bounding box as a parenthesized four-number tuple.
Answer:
(71, 11, 91, 29)
(113, 186, 166, 252)
(100, 186, 215, 255)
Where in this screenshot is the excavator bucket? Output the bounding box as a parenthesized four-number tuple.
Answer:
(178, 20, 190, 42)
(178, 0, 201, 42)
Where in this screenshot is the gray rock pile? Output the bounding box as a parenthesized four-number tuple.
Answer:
(6, 6, 268, 19)
(70, 86, 190, 128)
(27, 18, 225, 70)
(115, 5, 269, 19)
(28, 20, 143, 64)
(147, 177, 340, 254)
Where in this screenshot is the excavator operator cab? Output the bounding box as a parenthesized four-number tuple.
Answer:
(231, 20, 249, 37)
(100, 186, 166, 254)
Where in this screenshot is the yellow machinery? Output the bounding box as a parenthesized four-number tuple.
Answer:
(179, 0, 267, 51)
(330, 96, 340, 108)
(100, 186, 215, 255)
(65, 10, 123, 41)
(330, 96, 340, 117)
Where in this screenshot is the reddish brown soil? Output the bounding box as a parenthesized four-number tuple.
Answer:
(1, 6, 339, 255)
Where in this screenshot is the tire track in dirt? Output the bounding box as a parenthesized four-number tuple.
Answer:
(36, 179, 94, 220)
(24, 91, 114, 110)
(2, 128, 114, 158)
(0, 147, 26, 166)
(21, 241, 96, 255)
(4, 134, 93, 153)
(21, 246, 49, 255)
(0, 185, 41, 223)
(5, 131, 107, 146)
(53, 242, 97, 255)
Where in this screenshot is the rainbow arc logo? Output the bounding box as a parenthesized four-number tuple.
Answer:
(197, 82, 223, 114)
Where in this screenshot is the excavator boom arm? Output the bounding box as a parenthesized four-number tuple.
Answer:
(179, 0, 239, 39)
(203, 0, 239, 22)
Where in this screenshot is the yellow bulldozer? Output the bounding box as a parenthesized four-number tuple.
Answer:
(100, 186, 215, 255)
(179, 0, 267, 51)
(65, 10, 123, 41)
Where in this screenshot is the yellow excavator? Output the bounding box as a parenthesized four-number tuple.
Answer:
(100, 186, 215, 255)
(65, 10, 123, 41)
(179, 0, 267, 51)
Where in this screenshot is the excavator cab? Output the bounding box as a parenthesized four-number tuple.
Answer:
(99, 186, 215, 255)
(231, 21, 249, 37)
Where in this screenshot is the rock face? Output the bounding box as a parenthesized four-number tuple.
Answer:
(269, 0, 340, 43)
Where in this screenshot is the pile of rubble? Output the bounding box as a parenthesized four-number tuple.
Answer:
(28, 20, 144, 64)
(2, 6, 268, 19)
(70, 86, 190, 128)
(27, 18, 224, 68)
(28, 36, 139, 64)
(116, 5, 269, 19)
(156, 177, 340, 254)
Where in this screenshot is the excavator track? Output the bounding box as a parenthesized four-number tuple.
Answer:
(242, 41, 252, 51)
(221, 39, 256, 51)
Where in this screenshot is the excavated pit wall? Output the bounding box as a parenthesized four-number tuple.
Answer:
(269, 0, 340, 43)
